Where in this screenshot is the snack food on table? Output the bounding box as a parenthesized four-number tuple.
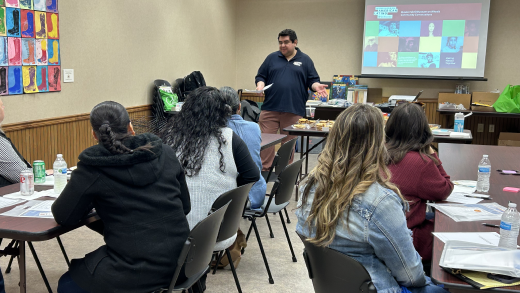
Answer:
(298, 118, 309, 124)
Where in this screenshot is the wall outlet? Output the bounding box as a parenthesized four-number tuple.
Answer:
(489, 124, 495, 132)
(478, 124, 484, 132)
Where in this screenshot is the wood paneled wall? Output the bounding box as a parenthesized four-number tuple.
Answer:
(2, 106, 152, 169)
(422, 100, 520, 145)
(237, 95, 519, 146)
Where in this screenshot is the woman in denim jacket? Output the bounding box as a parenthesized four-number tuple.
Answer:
(296, 104, 447, 293)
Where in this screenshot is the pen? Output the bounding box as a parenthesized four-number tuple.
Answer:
(482, 223, 500, 228)
(464, 195, 492, 200)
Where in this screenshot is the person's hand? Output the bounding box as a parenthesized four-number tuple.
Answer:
(313, 83, 329, 98)
(428, 146, 435, 155)
(256, 82, 265, 92)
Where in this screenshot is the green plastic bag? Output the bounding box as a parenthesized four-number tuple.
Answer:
(493, 85, 520, 113)
(159, 86, 178, 111)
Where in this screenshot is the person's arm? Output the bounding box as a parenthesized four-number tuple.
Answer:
(232, 132, 260, 186)
(416, 152, 454, 201)
(255, 56, 270, 91)
(368, 190, 428, 288)
(0, 136, 30, 183)
(51, 164, 98, 226)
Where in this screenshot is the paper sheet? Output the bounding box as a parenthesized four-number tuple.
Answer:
(3, 189, 60, 200)
(429, 202, 506, 222)
(244, 84, 273, 93)
(0, 197, 25, 209)
(0, 200, 55, 218)
(433, 232, 501, 246)
(462, 271, 520, 289)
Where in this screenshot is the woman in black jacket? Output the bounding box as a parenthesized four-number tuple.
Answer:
(52, 101, 191, 293)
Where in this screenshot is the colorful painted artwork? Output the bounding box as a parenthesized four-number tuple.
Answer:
(7, 36, 20, 65)
(47, 64, 58, 91)
(47, 38, 57, 64)
(2, 0, 58, 95)
(34, 10, 45, 38)
(46, 12, 57, 39)
(22, 65, 37, 92)
(8, 65, 22, 94)
(35, 38, 46, 64)
(0, 37, 7, 66)
(46, 0, 57, 13)
(0, 8, 6, 37)
(21, 38, 34, 64)
(36, 65, 47, 91)
(21, 9, 34, 37)
(34, 0, 46, 12)
(0, 67, 7, 95)
(6, 0, 19, 9)
(19, 0, 32, 10)
(6, 8, 20, 37)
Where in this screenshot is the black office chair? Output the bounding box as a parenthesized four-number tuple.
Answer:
(242, 159, 304, 284)
(297, 233, 377, 293)
(152, 79, 175, 134)
(262, 137, 297, 229)
(154, 202, 230, 293)
(210, 183, 254, 293)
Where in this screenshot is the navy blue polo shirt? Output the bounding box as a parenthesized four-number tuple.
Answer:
(255, 48, 320, 117)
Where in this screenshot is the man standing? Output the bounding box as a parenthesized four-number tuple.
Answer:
(255, 29, 327, 171)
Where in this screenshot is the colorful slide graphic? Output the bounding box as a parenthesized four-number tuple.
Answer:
(363, 3, 482, 70)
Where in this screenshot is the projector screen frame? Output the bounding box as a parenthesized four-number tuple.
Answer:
(356, 74, 487, 81)
(361, 0, 491, 78)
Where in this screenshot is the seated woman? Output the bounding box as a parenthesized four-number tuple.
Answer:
(296, 104, 448, 293)
(52, 101, 191, 293)
(0, 97, 32, 188)
(219, 86, 266, 210)
(386, 103, 453, 262)
(161, 86, 259, 233)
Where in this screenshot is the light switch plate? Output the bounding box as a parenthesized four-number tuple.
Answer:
(477, 123, 484, 132)
(63, 69, 74, 83)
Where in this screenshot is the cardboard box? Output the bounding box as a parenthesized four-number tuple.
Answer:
(438, 93, 472, 110)
(471, 92, 500, 112)
(498, 132, 520, 147)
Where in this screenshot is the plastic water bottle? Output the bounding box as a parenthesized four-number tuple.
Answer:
(498, 203, 520, 249)
(53, 154, 67, 194)
(476, 154, 491, 193)
(454, 112, 464, 132)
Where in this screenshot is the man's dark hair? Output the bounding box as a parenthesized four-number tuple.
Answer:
(278, 29, 297, 43)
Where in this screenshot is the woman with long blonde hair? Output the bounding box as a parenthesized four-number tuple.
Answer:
(296, 104, 447, 293)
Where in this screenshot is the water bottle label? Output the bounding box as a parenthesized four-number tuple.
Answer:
(500, 221, 512, 230)
(479, 167, 491, 173)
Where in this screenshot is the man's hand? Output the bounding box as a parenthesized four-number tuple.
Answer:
(312, 82, 329, 98)
(256, 81, 265, 92)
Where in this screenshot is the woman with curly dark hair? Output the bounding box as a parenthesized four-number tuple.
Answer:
(161, 86, 259, 246)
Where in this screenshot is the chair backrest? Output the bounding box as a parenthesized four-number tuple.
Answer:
(271, 159, 303, 206)
(211, 183, 254, 242)
(274, 138, 297, 176)
(297, 233, 376, 293)
(154, 79, 171, 88)
(167, 202, 230, 291)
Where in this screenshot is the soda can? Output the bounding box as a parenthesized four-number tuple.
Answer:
(20, 170, 35, 196)
(33, 160, 46, 183)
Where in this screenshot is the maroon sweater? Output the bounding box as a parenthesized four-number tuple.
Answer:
(388, 151, 453, 261)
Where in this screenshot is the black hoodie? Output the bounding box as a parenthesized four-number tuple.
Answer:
(52, 133, 190, 293)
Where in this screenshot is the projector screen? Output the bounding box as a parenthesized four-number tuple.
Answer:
(361, 0, 490, 78)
